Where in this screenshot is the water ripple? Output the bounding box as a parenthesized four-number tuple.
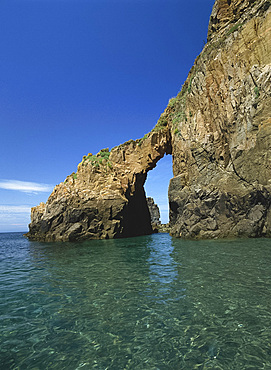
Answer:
(0, 233, 271, 369)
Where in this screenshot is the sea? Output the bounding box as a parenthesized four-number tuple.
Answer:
(0, 232, 271, 369)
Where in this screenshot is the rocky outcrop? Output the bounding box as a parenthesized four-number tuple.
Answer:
(147, 197, 161, 225)
(26, 0, 271, 241)
(26, 128, 171, 241)
(146, 197, 162, 233)
(168, 0, 271, 238)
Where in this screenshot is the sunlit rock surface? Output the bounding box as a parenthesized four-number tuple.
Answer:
(168, 0, 271, 238)
(26, 129, 171, 241)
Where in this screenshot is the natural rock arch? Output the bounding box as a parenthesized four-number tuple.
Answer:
(26, 0, 271, 241)
(26, 123, 172, 242)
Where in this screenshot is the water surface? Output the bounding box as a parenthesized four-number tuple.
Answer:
(1, 232, 271, 369)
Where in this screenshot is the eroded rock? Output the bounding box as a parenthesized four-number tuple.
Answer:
(26, 0, 271, 241)
(26, 130, 172, 241)
(168, 0, 271, 239)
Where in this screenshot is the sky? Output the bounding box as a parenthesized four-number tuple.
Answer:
(0, 0, 214, 232)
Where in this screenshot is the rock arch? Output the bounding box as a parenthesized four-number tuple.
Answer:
(26, 0, 271, 241)
(26, 124, 172, 242)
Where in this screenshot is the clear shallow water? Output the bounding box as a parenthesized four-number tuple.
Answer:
(1, 233, 271, 369)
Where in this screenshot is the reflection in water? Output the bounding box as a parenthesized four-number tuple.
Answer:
(146, 234, 186, 309)
(148, 234, 178, 285)
(1, 233, 271, 369)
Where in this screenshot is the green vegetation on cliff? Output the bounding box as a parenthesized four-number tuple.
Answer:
(81, 148, 112, 169)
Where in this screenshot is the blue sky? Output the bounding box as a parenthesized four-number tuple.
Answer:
(0, 0, 214, 232)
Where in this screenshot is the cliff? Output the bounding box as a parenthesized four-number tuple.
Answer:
(168, 0, 271, 238)
(26, 0, 271, 241)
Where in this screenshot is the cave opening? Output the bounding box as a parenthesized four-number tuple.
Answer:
(144, 153, 173, 224)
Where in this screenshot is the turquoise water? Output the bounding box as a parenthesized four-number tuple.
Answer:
(1, 232, 271, 369)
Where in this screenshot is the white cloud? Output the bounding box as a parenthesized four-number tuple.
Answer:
(0, 205, 31, 213)
(0, 206, 31, 232)
(0, 180, 53, 193)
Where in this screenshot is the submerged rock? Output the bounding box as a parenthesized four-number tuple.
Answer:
(26, 0, 271, 241)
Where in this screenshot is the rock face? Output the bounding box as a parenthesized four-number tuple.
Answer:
(26, 0, 271, 241)
(168, 0, 271, 238)
(146, 197, 171, 233)
(147, 197, 161, 226)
